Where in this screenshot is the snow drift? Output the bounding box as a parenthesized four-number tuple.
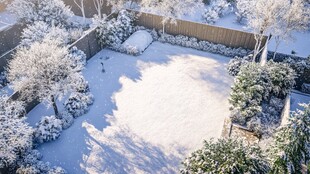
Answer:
(121, 30, 153, 55)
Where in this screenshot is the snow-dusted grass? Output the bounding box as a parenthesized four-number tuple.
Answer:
(27, 42, 233, 173)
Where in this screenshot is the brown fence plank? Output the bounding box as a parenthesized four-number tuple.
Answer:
(131, 10, 266, 50)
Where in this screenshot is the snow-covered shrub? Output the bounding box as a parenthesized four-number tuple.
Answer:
(96, 9, 135, 48)
(16, 149, 67, 174)
(20, 164, 67, 174)
(181, 138, 269, 173)
(16, 165, 41, 174)
(252, 97, 285, 136)
(122, 45, 139, 56)
(121, 30, 153, 56)
(21, 21, 70, 47)
(34, 115, 63, 143)
(8, 0, 73, 26)
(0, 95, 33, 170)
(230, 63, 271, 126)
(72, 76, 90, 93)
(230, 61, 296, 135)
(18, 150, 42, 166)
(64, 92, 94, 118)
(66, 46, 87, 72)
(235, 0, 253, 24)
(156, 31, 249, 57)
(227, 55, 252, 76)
(68, 28, 84, 41)
(132, 27, 250, 57)
(283, 56, 310, 89)
(267, 61, 296, 98)
(59, 111, 74, 129)
(269, 103, 310, 173)
(202, 0, 232, 24)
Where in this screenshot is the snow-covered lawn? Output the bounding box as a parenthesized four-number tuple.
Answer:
(27, 42, 233, 173)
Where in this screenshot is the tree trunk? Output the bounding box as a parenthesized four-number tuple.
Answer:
(162, 23, 165, 35)
(273, 37, 281, 60)
(51, 95, 59, 118)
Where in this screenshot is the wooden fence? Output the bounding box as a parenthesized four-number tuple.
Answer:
(0, 24, 23, 55)
(131, 10, 265, 50)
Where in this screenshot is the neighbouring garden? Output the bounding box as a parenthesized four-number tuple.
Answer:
(0, 0, 310, 173)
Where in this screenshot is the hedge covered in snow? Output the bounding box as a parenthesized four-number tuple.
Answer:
(181, 138, 269, 173)
(120, 30, 153, 56)
(134, 26, 250, 58)
(34, 115, 63, 143)
(64, 92, 94, 118)
(16, 150, 66, 174)
(202, 0, 232, 24)
(96, 10, 135, 49)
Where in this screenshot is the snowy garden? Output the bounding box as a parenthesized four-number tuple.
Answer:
(1, 0, 310, 173)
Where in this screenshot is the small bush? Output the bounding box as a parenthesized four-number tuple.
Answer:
(96, 9, 135, 48)
(227, 55, 252, 76)
(268, 103, 310, 173)
(59, 111, 74, 129)
(16, 149, 67, 174)
(202, 0, 232, 24)
(64, 92, 94, 118)
(34, 115, 63, 143)
(181, 138, 269, 174)
(66, 46, 87, 72)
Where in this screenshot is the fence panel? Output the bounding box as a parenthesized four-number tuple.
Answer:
(132, 10, 266, 50)
(0, 24, 24, 55)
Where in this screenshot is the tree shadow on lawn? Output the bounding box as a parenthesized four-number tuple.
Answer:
(38, 42, 232, 173)
(80, 122, 181, 173)
(38, 46, 174, 173)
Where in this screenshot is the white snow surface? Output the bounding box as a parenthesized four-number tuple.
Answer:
(27, 42, 233, 173)
(0, 11, 17, 31)
(290, 91, 310, 112)
(122, 30, 153, 53)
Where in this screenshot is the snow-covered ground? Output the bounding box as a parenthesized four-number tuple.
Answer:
(27, 42, 233, 173)
(290, 91, 310, 112)
(0, 11, 17, 31)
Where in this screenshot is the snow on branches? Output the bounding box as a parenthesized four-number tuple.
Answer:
(8, 0, 73, 26)
(0, 95, 33, 169)
(7, 39, 85, 117)
(34, 115, 63, 143)
(140, 0, 203, 33)
(202, 0, 232, 24)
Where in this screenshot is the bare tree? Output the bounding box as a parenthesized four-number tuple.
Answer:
(93, 0, 104, 19)
(246, 0, 284, 61)
(272, 0, 310, 58)
(74, 0, 86, 22)
(140, 0, 203, 34)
